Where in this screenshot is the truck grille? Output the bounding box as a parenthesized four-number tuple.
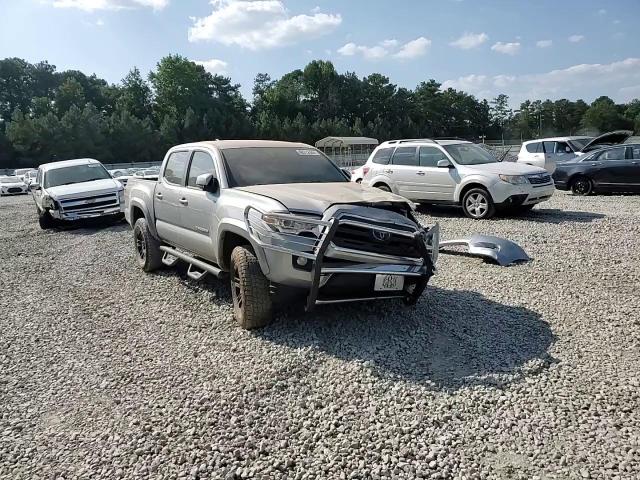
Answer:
(332, 223, 421, 258)
(59, 193, 119, 214)
(527, 174, 552, 185)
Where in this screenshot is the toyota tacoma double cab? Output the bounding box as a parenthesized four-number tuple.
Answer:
(125, 140, 440, 329)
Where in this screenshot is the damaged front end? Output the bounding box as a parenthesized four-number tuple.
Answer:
(245, 204, 439, 310)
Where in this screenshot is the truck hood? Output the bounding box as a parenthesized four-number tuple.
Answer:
(47, 178, 121, 199)
(464, 162, 546, 175)
(237, 182, 412, 213)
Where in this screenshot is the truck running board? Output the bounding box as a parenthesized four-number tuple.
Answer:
(161, 252, 179, 267)
(159, 246, 223, 279)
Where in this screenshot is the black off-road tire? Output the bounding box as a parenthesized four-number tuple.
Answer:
(133, 217, 163, 272)
(570, 176, 593, 196)
(38, 211, 56, 230)
(462, 187, 496, 220)
(230, 246, 273, 330)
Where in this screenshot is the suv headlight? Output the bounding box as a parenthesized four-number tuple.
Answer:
(499, 174, 528, 185)
(42, 194, 56, 209)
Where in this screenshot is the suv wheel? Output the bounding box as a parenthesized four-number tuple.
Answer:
(230, 246, 273, 329)
(133, 217, 163, 272)
(462, 188, 495, 220)
(374, 184, 391, 192)
(570, 176, 593, 196)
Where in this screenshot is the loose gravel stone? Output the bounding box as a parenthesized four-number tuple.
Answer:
(1, 192, 639, 479)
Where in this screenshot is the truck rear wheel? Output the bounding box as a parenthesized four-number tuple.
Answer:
(133, 217, 163, 272)
(230, 246, 273, 329)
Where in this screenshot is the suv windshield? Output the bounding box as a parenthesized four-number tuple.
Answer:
(44, 164, 111, 188)
(222, 147, 348, 187)
(443, 144, 498, 165)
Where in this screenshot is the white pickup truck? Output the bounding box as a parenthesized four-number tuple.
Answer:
(30, 158, 125, 229)
(124, 140, 440, 329)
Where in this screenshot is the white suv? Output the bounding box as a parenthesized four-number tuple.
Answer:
(360, 139, 555, 219)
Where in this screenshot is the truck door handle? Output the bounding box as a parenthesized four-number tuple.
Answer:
(416, 171, 426, 175)
(179, 198, 188, 205)
(156, 192, 163, 200)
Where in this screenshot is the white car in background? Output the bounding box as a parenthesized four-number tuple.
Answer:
(0, 176, 29, 196)
(23, 170, 38, 185)
(517, 130, 633, 173)
(350, 166, 365, 183)
(13, 168, 35, 183)
(361, 139, 555, 219)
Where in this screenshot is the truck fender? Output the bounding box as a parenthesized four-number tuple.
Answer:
(128, 198, 160, 240)
(217, 220, 270, 276)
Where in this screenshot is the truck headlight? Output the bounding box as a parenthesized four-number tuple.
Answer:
(262, 213, 324, 236)
(42, 195, 56, 210)
(499, 174, 528, 185)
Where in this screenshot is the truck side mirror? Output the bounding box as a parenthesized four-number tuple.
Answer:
(30, 183, 41, 191)
(196, 173, 218, 193)
(437, 159, 453, 168)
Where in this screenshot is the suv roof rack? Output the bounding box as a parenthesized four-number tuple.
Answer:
(384, 138, 436, 145)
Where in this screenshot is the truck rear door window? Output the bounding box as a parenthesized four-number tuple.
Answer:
(164, 151, 190, 185)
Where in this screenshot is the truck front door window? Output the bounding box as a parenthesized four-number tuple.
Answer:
(164, 151, 190, 185)
(187, 152, 215, 188)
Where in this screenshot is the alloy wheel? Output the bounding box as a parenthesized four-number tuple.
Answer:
(465, 193, 488, 218)
(135, 229, 146, 260)
(232, 267, 243, 310)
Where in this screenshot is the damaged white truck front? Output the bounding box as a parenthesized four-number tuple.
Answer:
(124, 140, 439, 329)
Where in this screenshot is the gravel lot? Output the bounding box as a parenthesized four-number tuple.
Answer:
(1, 192, 639, 480)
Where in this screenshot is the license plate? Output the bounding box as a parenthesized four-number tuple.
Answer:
(374, 274, 404, 292)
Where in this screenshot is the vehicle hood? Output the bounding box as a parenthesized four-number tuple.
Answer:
(1, 182, 26, 188)
(47, 178, 121, 199)
(237, 182, 412, 213)
(580, 130, 632, 152)
(463, 162, 546, 175)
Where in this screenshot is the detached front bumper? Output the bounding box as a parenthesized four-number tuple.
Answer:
(245, 207, 439, 310)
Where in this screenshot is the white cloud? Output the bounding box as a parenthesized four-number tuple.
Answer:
(569, 34, 585, 43)
(491, 41, 521, 55)
(450, 32, 488, 50)
(536, 39, 552, 48)
(51, 0, 168, 11)
(598, 8, 606, 15)
(193, 58, 229, 75)
(442, 58, 640, 105)
(188, 0, 342, 50)
(338, 37, 430, 60)
(394, 37, 431, 59)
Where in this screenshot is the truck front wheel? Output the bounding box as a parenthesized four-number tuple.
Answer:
(230, 246, 273, 329)
(38, 211, 56, 230)
(133, 217, 163, 272)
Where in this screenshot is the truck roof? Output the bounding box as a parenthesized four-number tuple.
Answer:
(39, 158, 102, 172)
(175, 140, 313, 150)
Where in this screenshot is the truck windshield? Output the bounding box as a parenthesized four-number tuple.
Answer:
(44, 164, 111, 188)
(443, 144, 498, 165)
(221, 147, 348, 187)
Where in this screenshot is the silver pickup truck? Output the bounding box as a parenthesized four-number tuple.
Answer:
(125, 140, 440, 329)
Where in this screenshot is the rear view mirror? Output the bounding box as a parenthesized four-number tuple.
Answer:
(437, 159, 453, 168)
(29, 183, 40, 191)
(196, 173, 219, 193)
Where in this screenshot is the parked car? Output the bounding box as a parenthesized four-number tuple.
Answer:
(13, 168, 35, 183)
(350, 166, 365, 183)
(23, 170, 38, 185)
(0, 176, 29, 196)
(109, 169, 129, 178)
(125, 140, 440, 329)
(30, 158, 125, 229)
(360, 139, 555, 219)
(517, 131, 633, 173)
(552, 143, 640, 195)
(133, 169, 160, 179)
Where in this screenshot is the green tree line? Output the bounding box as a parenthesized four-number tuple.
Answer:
(1, 55, 638, 169)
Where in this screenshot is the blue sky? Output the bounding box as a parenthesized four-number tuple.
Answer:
(1, 0, 639, 105)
